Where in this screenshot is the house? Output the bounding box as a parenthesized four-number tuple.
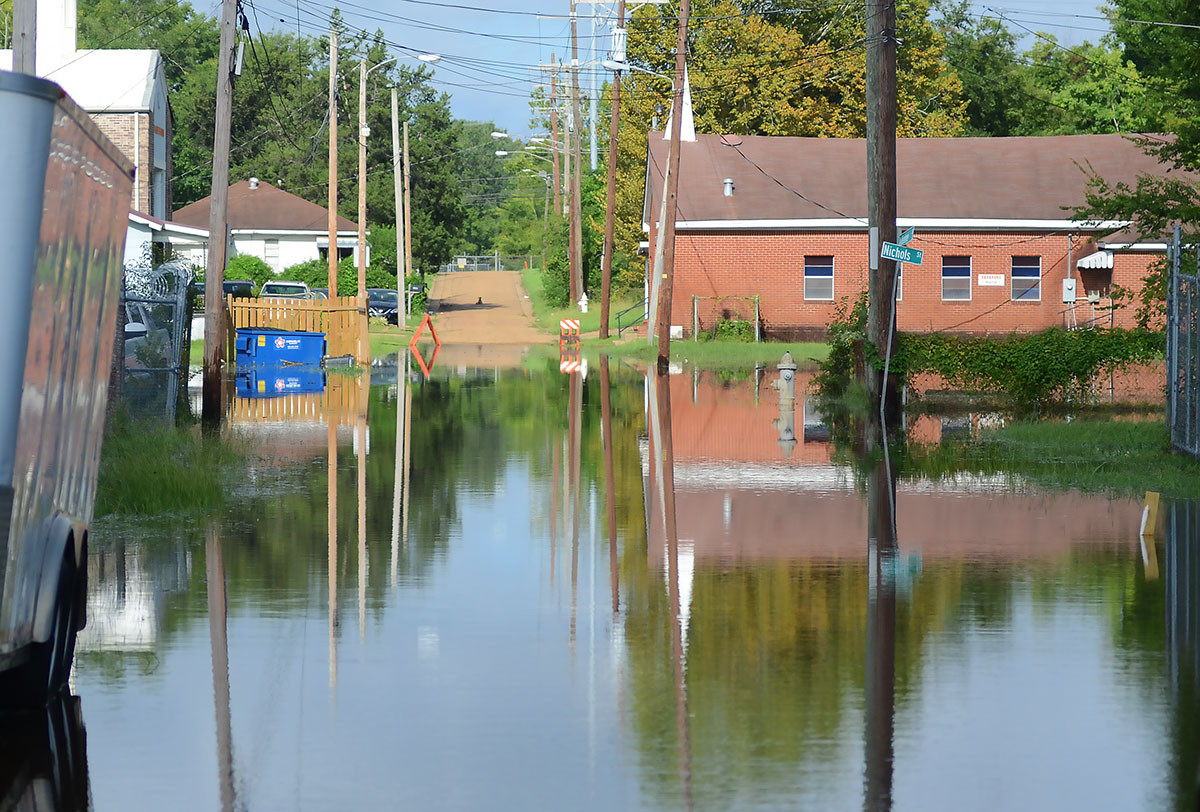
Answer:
(643, 132, 1179, 338)
(170, 179, 365, 273)
(1, 0, 173, 220)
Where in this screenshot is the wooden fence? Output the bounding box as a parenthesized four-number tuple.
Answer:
(226, 368, 367, 429)
(225, 295, 366, 362)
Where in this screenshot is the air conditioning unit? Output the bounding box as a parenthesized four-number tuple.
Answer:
(1086, 290, 1101, 304)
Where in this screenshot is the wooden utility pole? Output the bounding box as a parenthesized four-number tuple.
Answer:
(356, 58, 368, 363)
(403, 121, 413, 283)
(866, 0, 899, 423)
(654, 0, 691, 371)
(599, 0, 627, 339)
(327, 29, 339, 293)
(202, 0, 239, 427)
(569, 5, 584, 305)
(12, 0, 34, 74)
(391, 87, 405, 321)
(549, 54, 562, 218)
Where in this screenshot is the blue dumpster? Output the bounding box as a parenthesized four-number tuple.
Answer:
(235, 366, 326, 398)
(235, 327, 326, 366)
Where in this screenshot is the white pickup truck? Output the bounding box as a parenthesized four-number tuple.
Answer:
(259, 280, 317, 300)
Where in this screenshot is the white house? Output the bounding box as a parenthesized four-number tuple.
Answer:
(170, 179, 365, 273)
(1, 0, 173, 220)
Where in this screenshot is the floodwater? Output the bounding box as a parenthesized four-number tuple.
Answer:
(17, 359, 1200, 810)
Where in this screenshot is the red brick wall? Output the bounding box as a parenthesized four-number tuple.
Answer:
(91, 112, 152, 216)
(649, 226, 1157, 337)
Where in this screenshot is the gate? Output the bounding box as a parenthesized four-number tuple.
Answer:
(1168, 226, 1200, 459)
(225, 295, 365, 362)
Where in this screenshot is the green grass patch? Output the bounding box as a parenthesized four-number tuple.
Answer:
(369, 322, 413, 357)
(520, 267, 642, 336)
(905, 417, 1200, 499)
(594, 338, 829, 369)
(95, 410, 245, 517)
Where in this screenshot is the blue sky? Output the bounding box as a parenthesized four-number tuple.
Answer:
(257, 0, 1115, 136)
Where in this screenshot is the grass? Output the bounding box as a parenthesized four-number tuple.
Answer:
(906, 417, 1200, 499)
(95, 409, 245, 517)
(595, 337, 829, 368)
(520, 267, 642, 336)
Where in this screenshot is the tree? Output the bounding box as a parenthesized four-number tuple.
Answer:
(606, 0, 966, 288)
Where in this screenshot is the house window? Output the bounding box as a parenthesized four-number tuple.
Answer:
(942, 256, 971, 301)
(318, 246, 354, 261)
(1011, 256, 1041, 301)
(804, 255, 834, 301)
(265, 238, 279, 272)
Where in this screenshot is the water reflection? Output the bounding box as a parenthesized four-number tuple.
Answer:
(55, 360, 1200, 810)
(0, 696, 90, 812)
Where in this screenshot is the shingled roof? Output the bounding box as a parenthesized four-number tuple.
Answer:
(645, 132, 1182, 230)
(174, 180, 357, 232)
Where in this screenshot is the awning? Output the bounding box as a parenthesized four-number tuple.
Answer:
(1077, 250, 1113, 270)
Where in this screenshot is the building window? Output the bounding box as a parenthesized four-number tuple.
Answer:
(942, 256, 971, 301)
(318, 246, 354, 261)
(804, 255, 834, 301)
(1011, 256, 1041, 301)
(265, 238, 279, 272)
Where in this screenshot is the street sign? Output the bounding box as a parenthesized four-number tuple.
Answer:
(881, 241, 923, 265)
(898, 226, 915, 246)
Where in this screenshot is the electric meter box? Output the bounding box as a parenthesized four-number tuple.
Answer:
(1062, 278, 1078, 303)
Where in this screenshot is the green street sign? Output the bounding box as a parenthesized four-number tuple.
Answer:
(898, 226, 915, 246)
(881, 241, 923, 265)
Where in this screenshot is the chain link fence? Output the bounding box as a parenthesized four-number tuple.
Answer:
(439, 254, 536, 273)
(1168, 226, 1200, 459)
(121, 258, 195, 424)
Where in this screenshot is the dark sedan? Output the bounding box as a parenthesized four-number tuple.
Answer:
(367, 288, 400, 324)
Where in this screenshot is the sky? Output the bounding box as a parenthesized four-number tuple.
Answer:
(253, 0, 1116, 138)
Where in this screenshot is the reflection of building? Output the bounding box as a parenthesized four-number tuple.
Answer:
(645, 372, 1141, 566)
(76, 548, 192, 653)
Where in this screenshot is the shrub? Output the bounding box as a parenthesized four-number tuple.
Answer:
(226, 254, 274, 293)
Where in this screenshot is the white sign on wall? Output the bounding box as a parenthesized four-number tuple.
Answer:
(978, 273, 1005, 287)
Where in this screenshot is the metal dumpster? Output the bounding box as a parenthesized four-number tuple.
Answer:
(235, 328, 326, 367)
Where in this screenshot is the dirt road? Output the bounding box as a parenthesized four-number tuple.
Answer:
(426, 271, 549, 346)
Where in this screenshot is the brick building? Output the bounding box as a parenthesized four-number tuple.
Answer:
(1, 0, 172, 220)
(643, 133, 1179, 339)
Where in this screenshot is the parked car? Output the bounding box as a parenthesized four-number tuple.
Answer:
(259, 281, 314, 300)
(367, 288, 399, 324)
(190, 279, 255, 298)
(311, 287, 329, 300)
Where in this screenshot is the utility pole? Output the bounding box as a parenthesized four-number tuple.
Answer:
(549, 55, 562, 218)
(654, 0, 690, 371)
(391, 87, 405, 322)
(570, 4, 584, 306)
(588, 3, 598, 171)
(599, 0, 626, 340)
(403, 120, 413, 285)
(562, 60, 571, 220)
(357, 58, 368, 363)
(865, 0, 899, 424)
(327, 28, 339, 293)
(202, 0, 239, 427)
(12, 0, 34, 74)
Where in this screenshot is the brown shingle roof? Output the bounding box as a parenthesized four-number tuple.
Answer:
(646, 133, 1184, 228)
(173, 180, 357, 231)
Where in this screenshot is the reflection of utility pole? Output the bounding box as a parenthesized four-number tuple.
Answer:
(205, 525, 236, 812)
(328, 419, 339, 693)
(550, 442, 560, 591)
(654, 367, 692, 809)
(600, 356, 619, 613)
(568, 371, 582, 648)
(864, 453, 897, 812)
(391, 352, 406, 590)
(357, 406, 367, 642)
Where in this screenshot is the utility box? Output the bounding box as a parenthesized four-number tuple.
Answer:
(1062, 278, 1078, 303)
(235, 327, 326, 367)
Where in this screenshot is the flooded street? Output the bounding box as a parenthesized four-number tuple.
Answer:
(60, 360, 1200, 810)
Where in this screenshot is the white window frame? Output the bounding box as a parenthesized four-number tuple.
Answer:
(1011, 256, 1041, 301)
(942, 256, 972, 301)
(804, 255, 834, 301)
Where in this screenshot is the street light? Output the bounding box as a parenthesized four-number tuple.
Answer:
(495, 150, 554, 164)
(602, 59, 670, 81)
(491, 131, 508, 139)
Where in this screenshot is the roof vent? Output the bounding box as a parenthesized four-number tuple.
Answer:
(249, 177, 259, 190)
(723, 178, 734, 197)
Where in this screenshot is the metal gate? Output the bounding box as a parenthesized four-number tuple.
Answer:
(1168, 226, 1200, 459)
